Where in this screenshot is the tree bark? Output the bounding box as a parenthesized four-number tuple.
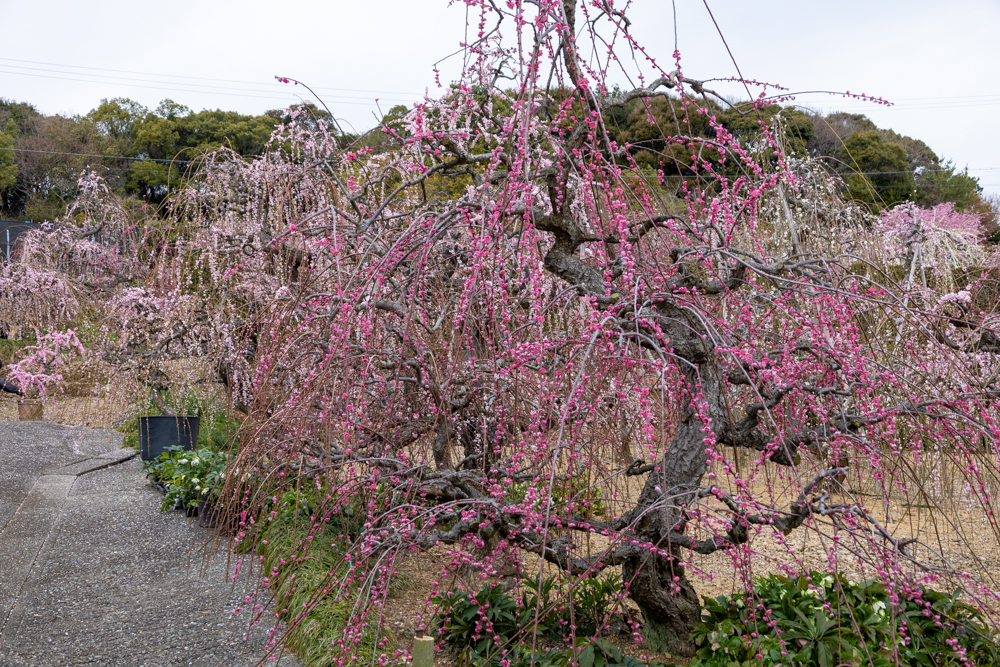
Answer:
(622, 549, 701, 657)
(618, 306, 728, 656)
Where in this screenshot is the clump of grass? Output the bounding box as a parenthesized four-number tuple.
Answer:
(249, 485, 391, 667)
(387, 571, 413, 599)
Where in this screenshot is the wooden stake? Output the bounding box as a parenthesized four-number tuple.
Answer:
(412, 636, 434, 667)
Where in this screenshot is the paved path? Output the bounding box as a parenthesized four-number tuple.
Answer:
(0, 422, 301, 666)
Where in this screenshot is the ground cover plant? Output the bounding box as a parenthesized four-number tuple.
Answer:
(691, 572, 1000, 667)
(249, 486, 376, 667)
(143, 455, 375, 666)
(435, 576, 620, 644)
(6, 1, 1000, 665)
(144, 445, 230, 511)
(432, 576, 650, 667)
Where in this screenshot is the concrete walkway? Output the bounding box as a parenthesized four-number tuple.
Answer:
(0, 422, 301, 666)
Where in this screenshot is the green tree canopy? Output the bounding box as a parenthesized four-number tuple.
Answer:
(914, 161, 982, 210)
(131, 105, 277, 159)
(120, 100, 279, 201)
(86, 97, 148, 143)
(604, 95, 813, 180)
(0, 93, 986, 221)
(809, 111, 982, 212)
(836, 130, 914, 208)
(0, 120, 17, 192)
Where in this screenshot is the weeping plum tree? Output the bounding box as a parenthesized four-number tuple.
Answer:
(194, 2, 1000, 658)
(7, 0, 1000, 661)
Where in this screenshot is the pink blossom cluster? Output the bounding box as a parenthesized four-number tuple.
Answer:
(8, 329, 84, 400)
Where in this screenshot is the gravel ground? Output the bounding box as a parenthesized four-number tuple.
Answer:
(0, 422, 121, 533)
(0, 422, 301, 667)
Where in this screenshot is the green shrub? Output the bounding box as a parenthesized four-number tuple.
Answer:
(435, 582, 521, 664)
(143, 446, 230, 510)
(531, 638, 672, 667)
(254, 513, 377, 667)
(520, 573, 624, 638)
(690, 572, 1000, 667)
(433, 575, 654, 667)
(258, 484, 366, 541)
(138, 425, 379, 666)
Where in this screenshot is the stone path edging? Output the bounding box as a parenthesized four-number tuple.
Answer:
(0, 448, 137, 640)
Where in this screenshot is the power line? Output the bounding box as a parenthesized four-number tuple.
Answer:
(0, 68, 304, 104)
(795, 93, 1000, 105)
(6, 56, 998, 108)
(0, 63, 417, 104)
(5, 55, 996, 116)
(0, 57, 421, 97)
(793, 97, 1000, 113)
(811, 101, 1000, 113)
(6, 148, 193, 163)
(858, 93, 1000, 103)
(0, 69, 414, 107)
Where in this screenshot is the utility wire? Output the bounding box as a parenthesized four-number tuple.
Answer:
(0, 63, 416, 103)
(3, 56, 996, 107)
(5, 148, 193, 163)
(5, 56, 996, 116)
(805, 101, 1000, 112)
(0, 57, 421, 97)
(0, 69, 413, 107)
(0, 69, 302, 104)
(841, 93, 1000, 104)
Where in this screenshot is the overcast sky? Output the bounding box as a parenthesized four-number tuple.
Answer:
(2, 0, 998, 196)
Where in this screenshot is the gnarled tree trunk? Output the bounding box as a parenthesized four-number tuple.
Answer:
(617, 308, 728, 656)
(622, 549, 701, 657)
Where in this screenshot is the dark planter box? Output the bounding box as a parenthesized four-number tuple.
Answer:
(197, 494, 219, 528)
(138, 416, 200, 461)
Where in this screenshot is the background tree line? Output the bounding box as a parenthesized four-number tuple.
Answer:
(0, 97, 344, 221)
(0, 92, 990, 227)
(602, 95, 992, 222)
